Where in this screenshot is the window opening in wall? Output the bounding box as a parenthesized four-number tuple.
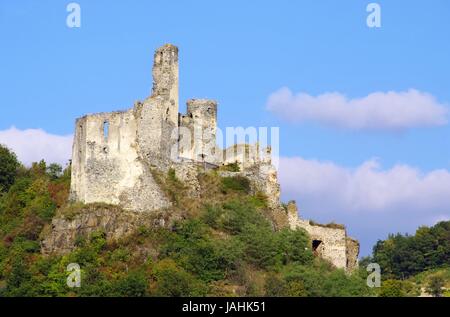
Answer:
(103, 121, 109, 140)
(312, 240, 323, 256)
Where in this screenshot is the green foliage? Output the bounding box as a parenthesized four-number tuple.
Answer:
(427, 274, 445, 297)
(0, 147, 375, 297)
(161, 219, 244, 282)
(264, 273, 287, 296)
(372, 221, 450, 279)
(46, 163, 63, 180)
(167, 168, 177, 182)
(275, 229, 314, 266)
(220, 176, 251, 194)
(152, 168, 187, 206)
(113, 271, 148, 297)
(378, 279, 405, 297)
(202, 200, 313, 270)
(152, 259, 207, 296)
(0, 144, 20, 193)
(202, 199, 268, 234)
(264, 263, 372, 297)
(4, 258, 34, 296)
(239, 223, 279, 268)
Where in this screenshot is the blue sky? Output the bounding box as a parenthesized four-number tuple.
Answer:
(1, 0, 449, 256)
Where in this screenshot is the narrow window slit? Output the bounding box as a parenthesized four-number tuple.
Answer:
(103, 121, 110, 140)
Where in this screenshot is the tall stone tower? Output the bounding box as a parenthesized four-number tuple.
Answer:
(135, 44, 180, 168)
(151, 44, 179, 124)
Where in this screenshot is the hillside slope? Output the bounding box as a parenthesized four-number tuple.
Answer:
(0, 147, 372, 297)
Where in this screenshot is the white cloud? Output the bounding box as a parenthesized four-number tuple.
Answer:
(267, 88, 449, 130)
(279, 157, 450, 255)
(0, 127, 73, 166)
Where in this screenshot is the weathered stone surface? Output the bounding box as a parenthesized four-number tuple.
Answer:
(346, 237, 360, 271)
(287, 201, 359, 272)
(172, 161, 201, 198)
(41, 205, 181, 255)
(218, 161, 281, 210)
(179, 99, 218, 165)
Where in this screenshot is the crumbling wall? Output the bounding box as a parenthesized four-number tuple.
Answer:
(69, 109, 171, 212)
(301, 223, 348, 269)
(222, 144, 259, 170)
(287, 201, 359, 272)
(346, 237, 360, 272)
(70, 44, 181, 211)
(244, 163, 281, 209)
(179, 99, 218, 164)
(218, 162, 280, 210)
(136, 44, 180, 171)
(171, 161, 201, 198)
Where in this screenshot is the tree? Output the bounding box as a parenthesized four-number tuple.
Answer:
(4, 258, 34, 296)
(46, 163, 63, 180)
(372, 222, 450, 279)
(113, 271, 148, 297)
(0, 144, 20, 192)
(427, 275, 445, 297)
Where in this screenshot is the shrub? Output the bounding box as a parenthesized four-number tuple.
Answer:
(220, 176, 251, 194)
(161, 220, 243, 282)
(378, 279, 405, 297)
(239, 223, 278, 269)
(214, 200, 268, 234)
(152, 259, 206, 296)
(113, 271, 148, 297)
(427, 274, 445, 297)
(264, 274, 287, 296)
(274, 229, 313, 266)
(4, 258, 34, 297)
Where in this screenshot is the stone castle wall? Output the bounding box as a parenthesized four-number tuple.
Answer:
(179, 99, 218, 164)
(70, 107, 171, 212)
(287, 202, 359, 272)
(69, 44, 182, 212)
(68, 43, 359, 271)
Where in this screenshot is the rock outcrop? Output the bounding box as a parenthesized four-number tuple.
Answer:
(41, 204, 182, 255)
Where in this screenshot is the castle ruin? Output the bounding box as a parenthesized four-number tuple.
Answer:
(68, 44, 359, 272)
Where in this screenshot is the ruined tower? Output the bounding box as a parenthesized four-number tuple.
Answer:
(136, 44, 180, 168)
(151, 44, 179, 124)
(179, 99, 218, 164)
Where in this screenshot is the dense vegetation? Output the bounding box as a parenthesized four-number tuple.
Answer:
(367, 222, 450, 279)
(1, 144, 448, 297)
(0, 144, 375, 297)
(361, 221, 450, 297)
